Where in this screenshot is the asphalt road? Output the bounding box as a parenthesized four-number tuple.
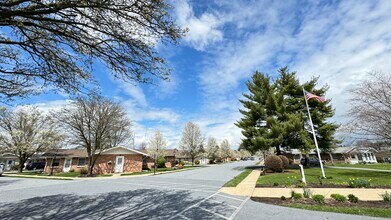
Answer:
(0, 161, 384, 220)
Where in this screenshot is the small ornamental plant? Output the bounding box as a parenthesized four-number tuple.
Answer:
(280, 196, 286, 200)
(347, 178, 371, 188)
(380, 191, 391, 202)
(347, 194, 359, 203)
(303, 188, 312, 198)
(290, 190, 303, 200)
(330, 194, 347, 202)
(312, 194, 325, 204)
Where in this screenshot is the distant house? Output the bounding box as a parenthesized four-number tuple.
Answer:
(139, 148, 180, 168)
(282, 146, 378, 164)
(0, 153, 18, 171)
(43, 146, 148, 174)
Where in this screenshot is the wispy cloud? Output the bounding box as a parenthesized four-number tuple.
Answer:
(174, 0, 224, 50)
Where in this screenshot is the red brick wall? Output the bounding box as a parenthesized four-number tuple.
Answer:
(44, 158, 65, 173)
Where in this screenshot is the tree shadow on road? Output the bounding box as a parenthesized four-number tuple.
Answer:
(0, 188, 234, 220)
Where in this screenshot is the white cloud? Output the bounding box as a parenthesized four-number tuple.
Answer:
(174, 0, 224, 50)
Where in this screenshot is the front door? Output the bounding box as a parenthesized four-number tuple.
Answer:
(63, 158, 72, 172)
(115, 156, 124, 173)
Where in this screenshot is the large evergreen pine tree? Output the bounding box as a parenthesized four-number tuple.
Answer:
(236, 67, 338, 155)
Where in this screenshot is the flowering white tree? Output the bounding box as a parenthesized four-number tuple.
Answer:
(179, 122, 204, 166)
(206, 137, 220, 163)
(219, 139, 231, 162)
(0, 106, 63, 173)
(147, 130, 167, 159)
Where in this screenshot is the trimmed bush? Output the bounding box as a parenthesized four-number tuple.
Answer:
(80, 167, 88, 175)
(288, 159, 294, 164)
(303, 188, 312, 198)
(380, 191, 391, 202)
(330, 194, 347, 202)
(195, 160, 200, 165)
(290, 190, 303, 200)
(280, 196, 286, 200)
(278, 155, 289, 169)
(157, 157, 166, 168)
(312, 194, 325, 204)
(348, 194, 359, 203)
(273, 182, 279, 186)
(265, 155, 283, 172)
(179, 161, 185, 166)
(69, 169, 75, 173)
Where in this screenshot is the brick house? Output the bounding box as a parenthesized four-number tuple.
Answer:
(139, 149, 179, 169)
(43, 147, 148, 174)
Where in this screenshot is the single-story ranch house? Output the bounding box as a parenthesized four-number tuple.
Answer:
(283, 146, 378, 164)
(43, 147, 148, 174)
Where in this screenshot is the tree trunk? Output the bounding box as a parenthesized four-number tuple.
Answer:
(276, 146, 281, 155)
(18, 158, 26, 173)
(191, 156, 194, 166)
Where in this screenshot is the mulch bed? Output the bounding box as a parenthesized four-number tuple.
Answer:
(251, 197, 391, 209)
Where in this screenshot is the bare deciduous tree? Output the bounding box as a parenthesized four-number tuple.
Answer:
(147, 130, 167, 159)
(55, 95, 132, 176)
(0, 0, 185, 101)
(179, 122, 204, 166)
(0, 106, 63, 173)
(348, 72, 391, 142)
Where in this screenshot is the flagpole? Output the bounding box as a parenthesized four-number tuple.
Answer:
(303, 88, 326, 178)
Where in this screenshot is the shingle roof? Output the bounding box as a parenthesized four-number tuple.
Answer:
(42, 149, 87, 157)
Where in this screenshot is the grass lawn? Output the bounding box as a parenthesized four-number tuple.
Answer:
(224, 169, 253, 187)
(121, 166, 196, 176)
(286, 204, 391, 218)
(16, 171, 81, 177)
(257, 167, 391, 187)
(330, 163, 391, 170)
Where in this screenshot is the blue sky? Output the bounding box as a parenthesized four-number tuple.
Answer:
(20, 0, 391, 149)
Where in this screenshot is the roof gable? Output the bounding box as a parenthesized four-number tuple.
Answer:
(101, 146, 148, 156)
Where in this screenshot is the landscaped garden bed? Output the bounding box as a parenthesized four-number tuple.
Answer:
(257, 167, 391, 188)
(251, 196, 391, 218)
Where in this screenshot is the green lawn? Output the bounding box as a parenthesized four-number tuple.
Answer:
(121, 166, 196, 176)
(17, 171, 81, 177)
(257, 167, 391, 187)
(330, 163, 391, 170)
(286, 204, 391, 218)
(224, 169, 253, 187)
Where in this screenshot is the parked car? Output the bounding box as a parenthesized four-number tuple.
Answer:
(26, 161, 46, 170)
(300, 157, 325, 167)
(0, 163, 4, 176)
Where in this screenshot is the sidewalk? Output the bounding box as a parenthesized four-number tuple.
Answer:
(219, 168, 391, 201)
(219, 169, 261, 196)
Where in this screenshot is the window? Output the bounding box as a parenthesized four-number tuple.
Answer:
(77, 158, 86, 166)
(52, 159, 60, 167)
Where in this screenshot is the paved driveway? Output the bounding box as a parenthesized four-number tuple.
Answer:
(0, 161, 384, 220)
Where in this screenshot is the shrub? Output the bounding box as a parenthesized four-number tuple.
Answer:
(278, 155, 289, 169)
(296, 181, 306, 188)
(288, 159, 294, 164)
(380, 191, 391, 202)
(265, 155, 283, 172)
(303, 188, 312, 198)
(290, 190, 303, 200)
(280, 196, 286, 200)
(348, 178, 370, 188)
(376, 157, 384, 163)
(312, 194, 325, 204)
(179, 161, 185, 166)
(347, 194, 359, 203)
(273, 182, 279, 186)
(80, 167, 88, 175)
(195, 160, 200, 165)
(330, 194, 347, 202)
(69, 169, 75, 173)
(157, 157, 166, 168)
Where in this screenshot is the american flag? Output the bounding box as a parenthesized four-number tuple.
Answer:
(304, 90, 325, 102)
